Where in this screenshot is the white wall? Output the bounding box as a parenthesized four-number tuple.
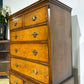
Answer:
(3, 0, 84, 84)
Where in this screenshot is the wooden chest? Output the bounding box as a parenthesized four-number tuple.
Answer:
(9, 0, 74, 84)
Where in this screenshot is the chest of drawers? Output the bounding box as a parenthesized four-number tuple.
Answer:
(9, 0, 74, 84)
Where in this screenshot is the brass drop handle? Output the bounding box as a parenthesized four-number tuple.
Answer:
(32, 32, 38, 38)
(15, 49, 18, 53)
(14, 22, 17, 26)
(14, 35, 17, 39)
(32, 69, 38, 75)
(15, 63, 18, 68)
(32, 16, 37, 21)
(32, 50, 38, 56)
(14, 80, 18, 84)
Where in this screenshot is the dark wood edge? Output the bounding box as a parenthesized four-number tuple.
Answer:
(47, 6, 52, 84)
(10, 21, 47, 32)
(10, 41, 48, 44)
(49, 0, 72, 12)
(59, 75, 74, 84)
(10, 70, 45, 84)
(11, 56, 48, 66)
(9, 40, 11, 84)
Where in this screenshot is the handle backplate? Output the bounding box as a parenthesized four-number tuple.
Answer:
(32, 32, 37, 38)
(32, 50, 38, 56)
(32, 69, 38, 75)
(32, 16, 37, 21)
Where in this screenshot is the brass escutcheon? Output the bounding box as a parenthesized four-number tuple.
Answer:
(32, 50, 38, 56)
(31, 16, 37, 21)
(14, 35, 17, 39)
(15, 63, 18, 68)
(32, 32, 37, 38)
(14, 80, 18, 84)
(15, 49, 18, 53)
(14, 22, 17, 26)
(32, 69, 38, 75)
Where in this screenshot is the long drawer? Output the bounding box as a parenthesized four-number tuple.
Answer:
(10, 26, 48, 41)
(11, 58, 49, 84)
(10, 44, 48, 62)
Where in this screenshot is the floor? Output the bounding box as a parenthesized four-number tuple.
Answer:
(0, 79, 9, 84)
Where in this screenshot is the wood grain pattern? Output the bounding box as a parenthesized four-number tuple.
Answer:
(24, 6, 47, 27)
(10, 44, 48, 62)
(9, 16, 23, 30)
(10, 26, 48, 41)
(10, 74, 23, 84)
(11, 58, 49, 84)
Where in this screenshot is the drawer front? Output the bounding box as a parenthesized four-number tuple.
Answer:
(24, 6, 47, 26)
(10, 74, 23, 84)
(10, 26, 48, 41)
(10, 16, 23, 30)
(11, 58, 49, 84)
(10, 44, 48, 62)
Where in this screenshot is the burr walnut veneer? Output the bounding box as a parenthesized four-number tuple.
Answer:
(9, 0, 74, 84)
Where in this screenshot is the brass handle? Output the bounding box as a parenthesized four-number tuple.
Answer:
(14, 22, 17, 26)
(14, 80, 18, 84)
(32, 50, 38, 56)
(15, 49, 18, 53)
(32, 16, 37, 21)
(32, 32, 37, 38)
(15, 63, 18, 68)
(14, 35, 17, 39)
(32, 69, 38, 75)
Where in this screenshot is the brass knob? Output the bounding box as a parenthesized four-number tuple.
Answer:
(32, 50, 38, 56)
(32, 69, 38, 75)
(15, 49, 18, 53)
(14, 80, 18, 84)
(32, 16, 37, 21)
(32, 32, 37, 38)
(14, 35, 17, 39)
(15, 63, 18, 68)
(14, 22, 17, 26)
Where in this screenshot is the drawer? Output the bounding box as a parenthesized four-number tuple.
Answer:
(10, 44, 48, 62)
(9, 16, 23, 30)
(24, 6, 47, 26)
(10, 74, 23, 84)
(11, 58, 49, 84)
(10, 26, 48, 41)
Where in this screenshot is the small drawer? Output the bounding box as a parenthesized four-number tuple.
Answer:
(11, 58, 49, 84)
(10, 26, 48, 41)
(24, 6, 47, 26)
(9, 16, 23, 30)
(10, 44, 48, 62)
(10, 73, 23, 84)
